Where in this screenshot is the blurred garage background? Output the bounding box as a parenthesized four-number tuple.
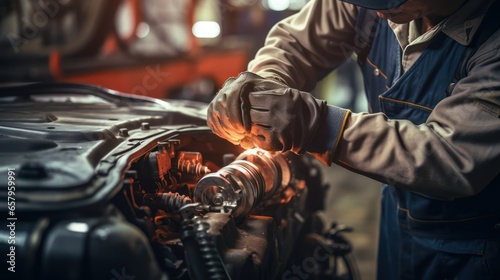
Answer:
(0, 1, 380, 278)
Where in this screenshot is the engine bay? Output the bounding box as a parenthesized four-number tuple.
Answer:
(0, 83, 357, 280)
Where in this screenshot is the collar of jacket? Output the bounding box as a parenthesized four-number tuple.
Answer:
(387, 0, 495, 46)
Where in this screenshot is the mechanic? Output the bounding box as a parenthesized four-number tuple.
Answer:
(207, 0, 500, 279)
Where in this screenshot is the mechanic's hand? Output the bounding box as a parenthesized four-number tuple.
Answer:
(207, 72, 326, 154)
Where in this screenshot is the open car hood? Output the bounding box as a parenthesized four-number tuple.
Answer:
(0, 83, 208, 211)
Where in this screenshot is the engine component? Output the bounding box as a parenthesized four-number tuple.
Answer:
(193, 149, 292, 220)
(177, 151, 211, 176)
(0, 83, 359, 280)
(180, 211, 231, 280)
(143, 192, 192, 212)
(235, 149, 291, 200)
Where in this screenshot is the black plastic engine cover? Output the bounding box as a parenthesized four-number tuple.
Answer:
(0, 83, 208, 212)
(0, 83, 333, 280)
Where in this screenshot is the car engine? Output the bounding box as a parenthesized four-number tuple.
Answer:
(0, 83, 357, 280)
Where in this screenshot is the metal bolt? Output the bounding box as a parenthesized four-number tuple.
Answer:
(119, 128, 129, 137)
(167, 139, 180, 158)
(212, 193, 225, 206)
(141, 122, 150, 130)
(157, 141, 169, 153)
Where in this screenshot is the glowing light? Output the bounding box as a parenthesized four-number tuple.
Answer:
(136, 22, 150, 39)
(192, 21, 221, 39)
(66, 222, 89, 233)
(267, 0, 290, 11)
(115, 2, 134, 39)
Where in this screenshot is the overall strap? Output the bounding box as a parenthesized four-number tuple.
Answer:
(354, 8, 379, 64)
(455, 0, 500, 81)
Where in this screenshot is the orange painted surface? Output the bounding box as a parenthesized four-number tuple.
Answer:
(60, 50, 248, 99)
(56, 0, 248, 99)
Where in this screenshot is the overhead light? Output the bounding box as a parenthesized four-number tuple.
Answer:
(136, 22, 150, 39)
(115, 1, 134, 39)
(267, 0, 290, 11)
(192, 21, 221, 39)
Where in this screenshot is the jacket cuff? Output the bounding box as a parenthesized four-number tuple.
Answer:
(308, 105, 350, 165)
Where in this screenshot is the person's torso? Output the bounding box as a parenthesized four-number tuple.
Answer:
(356, 8, 500, 239)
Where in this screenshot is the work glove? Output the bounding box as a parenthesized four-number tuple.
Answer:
(207, 72, 327, 154)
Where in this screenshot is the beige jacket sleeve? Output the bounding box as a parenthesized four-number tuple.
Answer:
(248, 0, 359, 91)
(246, 0, 499, 199)
(334, 37, 500, 199)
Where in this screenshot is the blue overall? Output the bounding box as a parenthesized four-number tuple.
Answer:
(356, 10, 500, 280)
